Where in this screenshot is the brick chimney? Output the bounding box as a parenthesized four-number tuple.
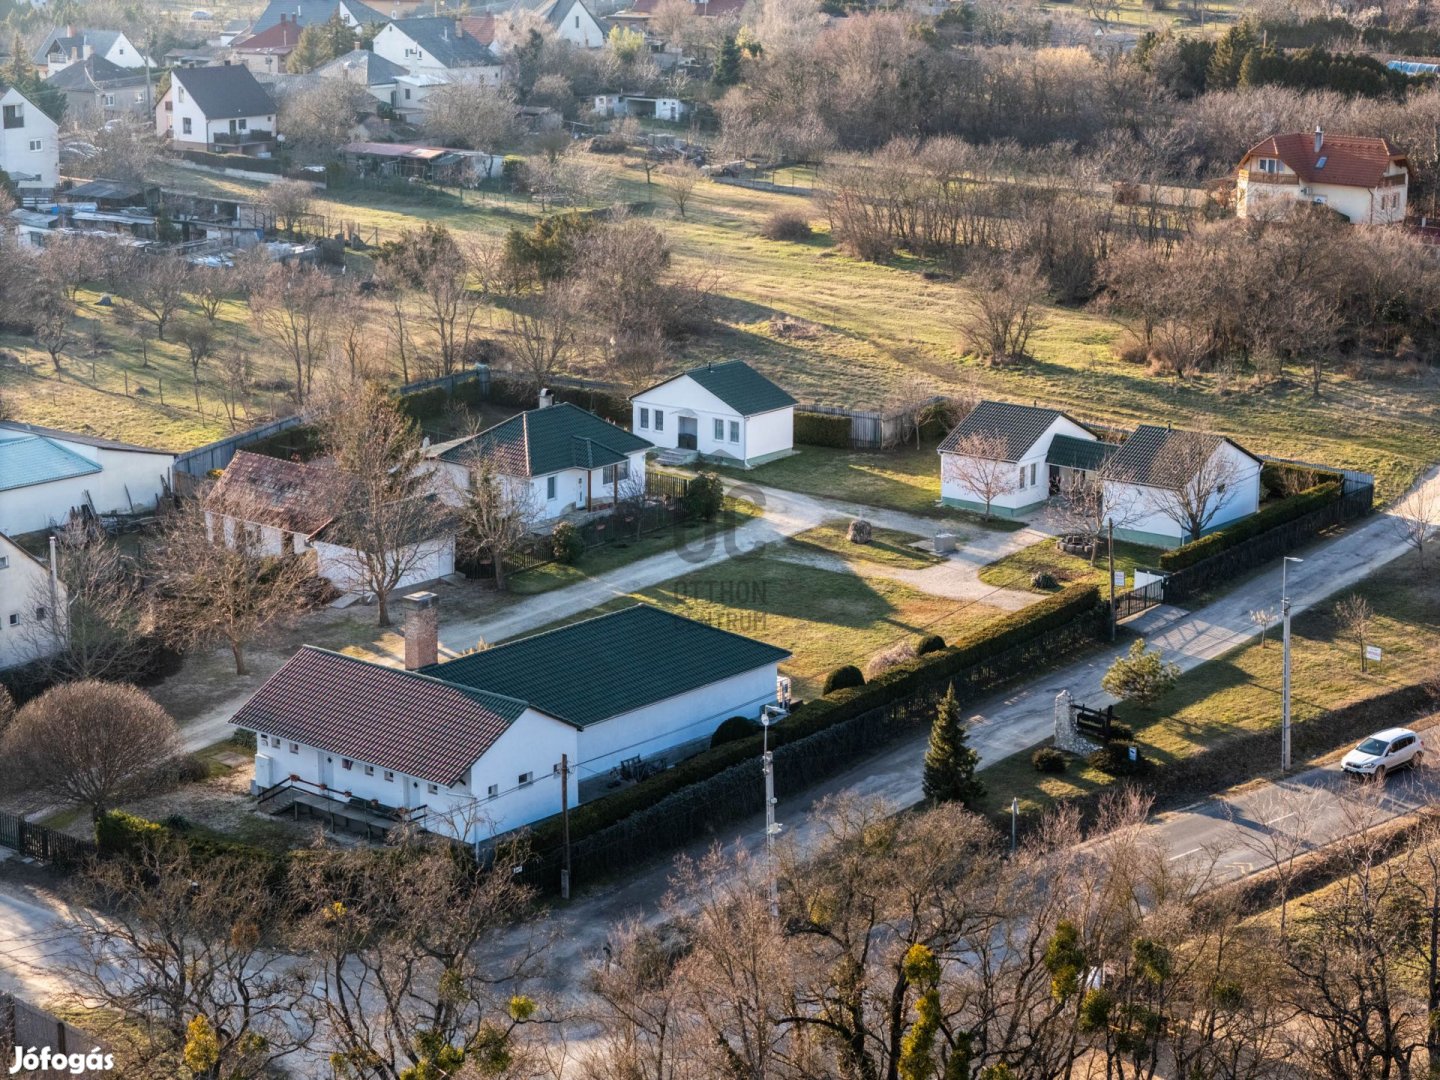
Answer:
(403, 591, 439, 670)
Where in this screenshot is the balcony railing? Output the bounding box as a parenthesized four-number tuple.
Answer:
(1240, 169, 1298, 185)
(211, 128, 272, 145)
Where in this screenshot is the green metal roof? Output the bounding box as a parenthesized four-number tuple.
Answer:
(424, 604, 791, 728)
(1046, 434, 1115, 472)
(436, 403, 652, 477)
(0, 433, 102, 492)
(640, 361, 797, 417)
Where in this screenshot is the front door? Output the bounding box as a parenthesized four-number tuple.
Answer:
(577, 474, 586, 510)
(229, 118, 239, 134)
(1049, 465, 1061, 496)
(678, 416, 698, 450)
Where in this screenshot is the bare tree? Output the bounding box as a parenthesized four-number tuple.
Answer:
(940, 431, 1019, 520)
(218, 350, 254, 430)
(123, 253, 190, 341)
(504, 286, 577, 394)
(250, 263, 336, 404)
(422, 80, 517, 152)
(186, 264, 235, 326)
(176, 318, 216, 406)
(0, 681, 179, 819)
(658, 161, 702, 219)
(452, 452, 540, 593)
(1332, 592, 1376, 673)
(958, 258, 1047, 364)
(1390, 481, 1439, 571)
(1142, 431, 1244, 544)
(378, 225, 488, 377)
(1249, 605, 1276, 647)
(1045, 455, 1144, 564)
(259, 178, 316, 237)
(32, 288, 71, 371)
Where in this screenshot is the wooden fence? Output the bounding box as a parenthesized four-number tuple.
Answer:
(0, 993, 106, 1064)
(795, 403, 898, 450)
(0, 812, 94, 866)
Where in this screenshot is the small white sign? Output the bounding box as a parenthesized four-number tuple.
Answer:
(1365, 645, 1382, 663)
(1113, 571, 1126, 588)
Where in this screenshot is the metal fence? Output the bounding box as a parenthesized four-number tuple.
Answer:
(0, 813, 94, 867)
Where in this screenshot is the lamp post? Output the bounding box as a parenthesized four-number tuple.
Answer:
(760, 708, 782, 920)
(1280, 556, 1304, 771)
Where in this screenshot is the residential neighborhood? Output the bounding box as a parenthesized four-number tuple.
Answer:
(3, 0, 1440, 1073)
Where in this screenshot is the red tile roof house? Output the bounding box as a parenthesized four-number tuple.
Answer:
(232, 600, 791, 842)
(205, 451, 456, 596)
(229, 15, 304, 75)
(1237, 126, 1411, 225)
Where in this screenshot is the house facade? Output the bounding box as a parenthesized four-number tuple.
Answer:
(43, 56, 152, 124)
(0, 422, 174, 536)
(0, 534, 66, 672)
(540, 0, 607, 49)
(938, 401, 1098, 517)
(312, 48, 408, 103)
(1237, 128, 1410, 225)
(632, 361, 795, 467)
(31, 27, 148, 77)
(229, 15, 303, 74)
(250, 0, 385, 35)
(0, 85, 59, 192)
(156, 64, 278, 155)
(593, 93, 686, 121)
(425, 400, 652, 522)
(372, 18, 503, 83)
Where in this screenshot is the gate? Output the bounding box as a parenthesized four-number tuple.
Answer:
(1114, 579, 1164, 620)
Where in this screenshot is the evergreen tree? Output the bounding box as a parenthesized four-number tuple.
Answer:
(713, 34, 742, 87)
(922, 685, 984, 807)
(1206, 22, 1257, 90)
(287, 25, 328, 73)
(322, 11, 356, 58)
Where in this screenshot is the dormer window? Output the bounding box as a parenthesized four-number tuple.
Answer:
(1256, 158, 1281, 174)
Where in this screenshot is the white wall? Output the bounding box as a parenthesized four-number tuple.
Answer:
(0, 537, 65, 672)
(745, 407, 793, 462)
(939, 414, 1093, 512)
(0, 87, 59, 190)
(0, 441, 173, 536)
(633, 376, 748, 459)
(1105, 441, 1261, 547)
(553, 0, 605, 48)
(156, 80, 275, 149)
(312, 534, 455, 593)
(373, 24, 503, 82)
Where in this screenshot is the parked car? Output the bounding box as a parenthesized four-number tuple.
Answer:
(1341, 727, 1423, 780)
(190, 9, 213, 18)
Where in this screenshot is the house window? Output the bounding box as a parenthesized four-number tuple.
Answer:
(730, 421, 740, 443)
(35, 606, 46, 621)
(0, 556, 8, 569)
(3, 103, 23, 128)
(714, 418, 724, 440)
(1256, 157, 1281, 174)
(178, 87, 185, 102)
(426, 782, 439, 794)
(28, 139, 41, 152)
(1030, 462, 1037, 486)
(487, 784, 499, 799)
(7, 613, 18, 626)
(603, 460, 630, 485)
(404, 88, 411, 100)
(237, 118, 247, 131)
(103, 93, 115, 107)
(1017, 468, 1026, 490)
(639, 407, 649, 428)
(546, 475, 557, 500)
(383, 770, 394, 782)
(654, 410, 664, 431)
(341, 759, 353, 770)
(289, 742, 299, 754)
(182, 117, 192, 135)
(518, 771, 534, 786)
(575, 14, 580, 25)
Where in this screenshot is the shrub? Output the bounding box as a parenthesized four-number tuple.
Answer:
(173, 754, 209, 784)
(162, 813, 193, 831)
(847, 518, 873, 544)
(1031, 571, 1060, 590)
(552, 521, 584, 564)
(1102, 640, 1179, 707)
(794, 412, 851, 448)
(865, 640, 916, 679)
(1159, 481, 1342, 571)
(1087, 740, 1149, 776)
(711, 715, 759, 748)
(823, 665, 866, 694)
(1032, 746, 1068, 773)
(761, 210, 813, 241)
(916, 634, 946, 656)
(683, 472, 725, 521)
(1105, 722, 1135, 743)
(95, 810, 166, 857)
(230, 728, 257, 751)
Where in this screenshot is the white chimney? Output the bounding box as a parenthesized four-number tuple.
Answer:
(538, 388, 554, 409)
(1315, 124, 1323, 154)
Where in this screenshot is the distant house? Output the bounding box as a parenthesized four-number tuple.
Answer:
(43, 54, 152, 124)
(31, 26, 148, 78)
(229, 15, 304, 74)
(372, 18, 502, 84)
(938, 401, 1097, 517)
(1237, 127, 1410, 225)
(1101, 426, 1262, 548)
(540, 0, 607, 49)
(206, 451, 456, 594)
(233, 601, 790, 841)
(609, 0, 745, 49)
(313, 48, 408, 104)
(424, 400, 652, 522)
(0, 422, 175, 536)
(0, 533, 66, 673)
(156, 64, 278, 155)
(250, 0, 385, 35)
(631, 361, 795, 467)
(0, 84, 59, 193)
(593, 92, 685, 121)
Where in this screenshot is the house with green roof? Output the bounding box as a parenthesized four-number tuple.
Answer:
(232, 598, 790, 841)
(631, 361, 796, 468)
(937, 401, 1099, 518)
(423, 400, 652, 522)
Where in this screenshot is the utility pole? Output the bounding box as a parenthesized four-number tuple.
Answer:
(1107, 518, 1117, 641)
(1011, 796, 1019, 853)
(1280, 557, 1303, 772)
(559, 753, 571, 900)
(761, 712, 780, 920)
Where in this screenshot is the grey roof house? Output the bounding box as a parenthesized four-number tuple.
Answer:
(157, 63, 279, 153)
(43, 54, 152, 123)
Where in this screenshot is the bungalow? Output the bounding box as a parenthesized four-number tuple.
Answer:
(156, 64, 279, 155)
(425, 400, 652, 522)
(1101, 425, 1262, 548)
(0, 84, 59, 193)
(938, 401, 1098, 517)
(0, 422, 175, 536)
(1236, 127, 1410, 225)
(31, 27, 149, 78)
(371, 18, 503, 84)
(234, 599, 790, 841)
(206, 451, 456, 593)
(593, 93, 686, 121)
(0, 533, 66, 672)
(631, 361, 795, 467)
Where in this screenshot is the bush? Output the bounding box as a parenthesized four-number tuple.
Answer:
(761, 210, 813, 241)
(794, 412, 851, 448)
(230, 729, 257, 751)
(711, 715, 759, 748)
(1159, 481, 1342, 571)
(847, 518, 873, 544)
(1031, 571, 1060, 590)
(552, 521, 584, 564)
(173, 753, 209, 784)
(1087, 740, 1149, 776)
(162, 813, 193, 831)
(916, 634, 946, 656)
(1105, 722, 1135, 743)
(865, 640, 916, 679)
(1102, 640, 1180, 707)
(1032, 746, 1068, 773)
(683, 472, 725, 522)
(823, 665, 867, 694)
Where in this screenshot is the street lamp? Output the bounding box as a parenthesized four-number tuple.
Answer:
(760, 706, 784, 920)
(1280, 556, 1304, 771)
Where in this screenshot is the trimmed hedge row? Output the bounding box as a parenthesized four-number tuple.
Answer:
(97, 810, 292, 888)
(179, 149, 285, 175)
(794, 411, 852, 449)
(1159, 481, 1342, 571)
(520, 585, 1104, 859)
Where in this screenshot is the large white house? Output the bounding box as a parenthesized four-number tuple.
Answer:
(631, 361, 795, 468)
(539, 0, 607, 49)
(0, 85, 59, 193)
(425, 400, 652, 523)
(0, 533, 66, 672)
(0, 422, 175, 536)
(155, 64, 278, 155)
(938, 401, 1098, 517)
(372, 18, 503, 84)
(233, 601, 791, 841)
(31, 27, 149, 77)
(1237, 128, 1410, 225)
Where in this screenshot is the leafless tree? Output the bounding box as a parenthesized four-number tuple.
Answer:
(250, 262, 336, 404)
(452, 452, 541, 593)
(504, 287, 577, 394)
(1390, 481, 1439, 571)
(940, 431, 1019, 520)
(122, 253, 190, 341)
(40, 233, 106, 301)
(423, 80, 517, 153)
(658, 161, 702, 219)
(379, 225, 489, 377)
(1333, 592, 1376, 672)
(958, 259, 1047, 364)
(217, 350, 254, 430)
(186, 264, 235, 326)
(1249, 605, 1277, 647)
(32, 288, 72, 371)
(176, 318, 216, 405)
(0, 681, 179, 819)
(1142, 431, 1244, 544)
(1045, 456, 1145, 564)
(259, 178, 316, 237)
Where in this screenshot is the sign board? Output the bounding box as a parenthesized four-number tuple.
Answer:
(1365, 645, 1382, 663)
(1127, 745, 1139, 762)
(1113, 571, 1126, 588)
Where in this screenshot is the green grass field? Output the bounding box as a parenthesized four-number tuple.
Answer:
(788, 520, 943, 569)
(979, 538, 1161, 593)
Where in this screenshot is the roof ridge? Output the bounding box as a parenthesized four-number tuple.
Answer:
(296, 644, 537, 712)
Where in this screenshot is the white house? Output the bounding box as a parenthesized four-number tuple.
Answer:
(1101, 425, 1262, 548)
(0, 422, 174, 536)
(0, 533, 66, 672)
(312, 48, 409, 105)
(232, 600, 791, 842)
(0, 85, 59, 193)
(539, 0, 607, 49)
(1237, 128, 1410, 225)
(372, 18, 503, 83)
(938, 401, 1097, 517)
(31, 27, 149, 77)
(155, 63, 278, 155)
(631, 361, 795, 467)
(206, 451, 455, 594)
(593, 93, 686, 121)
(425, 400, 652, 523)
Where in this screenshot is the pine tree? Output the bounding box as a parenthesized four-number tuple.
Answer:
(713, 35, 742, 87)
(922, 685, 984, 806)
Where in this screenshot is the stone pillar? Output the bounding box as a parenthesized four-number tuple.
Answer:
(403, 591, 439, 670)
(1053, 687, 1101, 755)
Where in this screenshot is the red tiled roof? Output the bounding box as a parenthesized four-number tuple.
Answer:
(232, 647, 538, 785)
(206, 450, 335, 536)
(232, 20, 304, 51)
(1240, 132, 1407, 189)
(458, 14, 497, 45)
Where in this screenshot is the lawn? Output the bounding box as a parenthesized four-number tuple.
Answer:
(975, 550, 1440, 818)
(526, 549, 1009, 699)
(788, 520, 943, 570)
(978, 538, 1162, 594)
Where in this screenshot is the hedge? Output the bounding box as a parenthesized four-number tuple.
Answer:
(1159, 481, 1342, 571)
(518, 585, 1104, 869)
(794, 411, 852, 449)
(97, 810, 294, 889)
(178, 149, 285, 175)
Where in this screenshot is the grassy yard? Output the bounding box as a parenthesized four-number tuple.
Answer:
(528, 549, 1009, 699)
(788, 520, 943, 570)
(975, 551, 1440, 818)
(978, 538, 1162, 593)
